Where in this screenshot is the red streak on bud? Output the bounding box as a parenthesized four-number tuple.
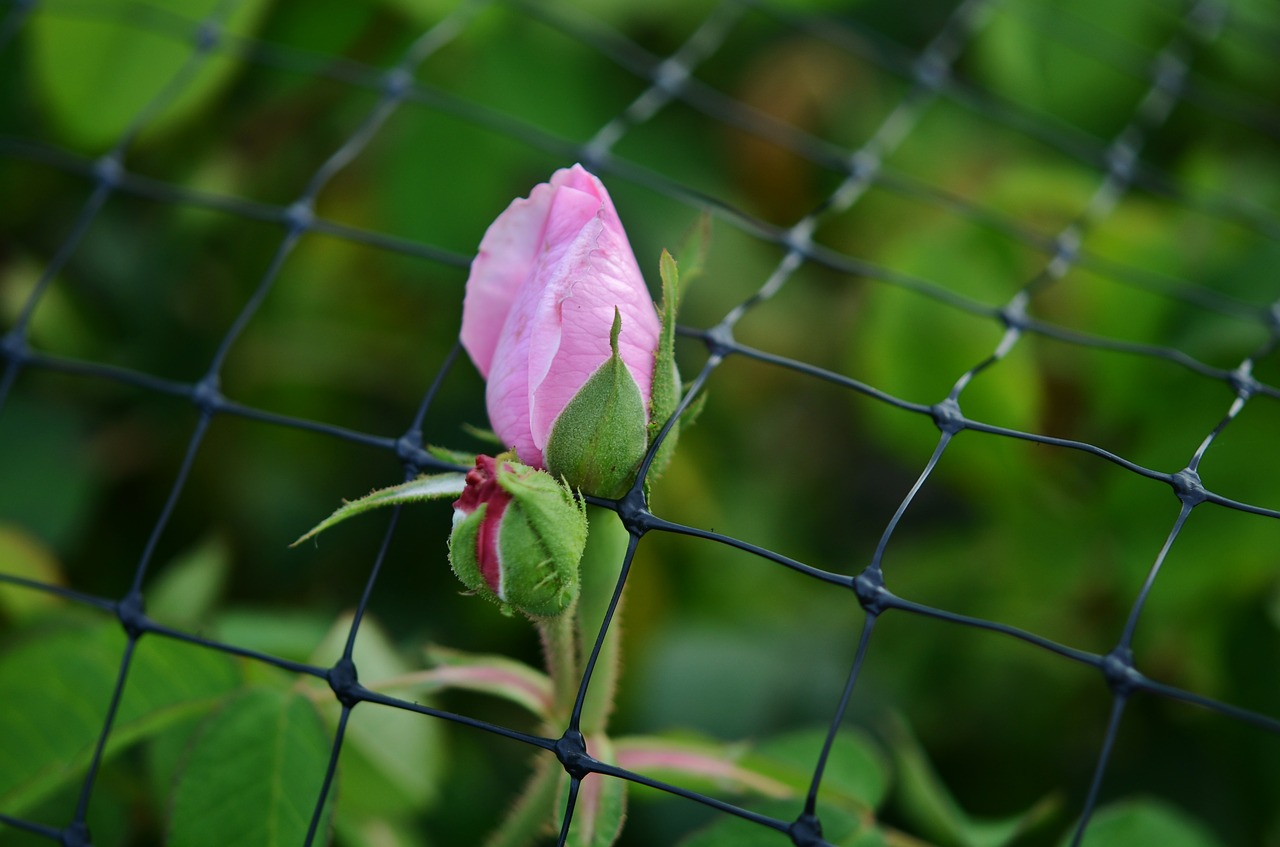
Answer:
(454, 455, 513, 596)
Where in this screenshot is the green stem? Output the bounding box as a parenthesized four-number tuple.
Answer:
(537, 602, 579, 723)
(577, 506, 631, 735)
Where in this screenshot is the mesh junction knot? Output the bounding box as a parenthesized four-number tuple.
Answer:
(930, 398, 965, 435)
(327, 657, 362, 709)
(190, 376, 223, 415)
(0, 330, 27, 364)
(788, 811, 825, 846)
(1170, 468, 1208, 507)
(284, 200, 315, 232)
(554, 729, 594, 781)
(92, 154, 123, 189)
(395, 430, 429, 470)
(703, 322, 735, 360)
(615, 488, 652, 537)
(852, 567, 890, 616)
(116, 591, 147, 640)
(912, 51, 949, 90)
(382, 68, 413, 99)
(1101, 647, 1141, 697)
(194, 20, 222, 52)
(999, 294, 1029, 330)
(1105, 141, 1137, 181)
(1228, 364, 1258, 398)
(59, 821, 92, 847)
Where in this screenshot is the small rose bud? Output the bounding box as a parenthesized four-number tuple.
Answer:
(449, 455, 587, 618)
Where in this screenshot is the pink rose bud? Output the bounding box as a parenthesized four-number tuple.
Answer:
(461, 165, 668, 498)
(449, 455, 587, 618)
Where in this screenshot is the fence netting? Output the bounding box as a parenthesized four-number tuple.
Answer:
(1, 0, 1278, 845)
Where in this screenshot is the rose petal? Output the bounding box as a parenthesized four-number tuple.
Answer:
(461, 181, 555, 378)
(527, 213, 660, 450)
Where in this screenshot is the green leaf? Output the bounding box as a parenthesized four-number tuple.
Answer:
(544, 310, 648, 499)
(1063, 799, 1224, 847)
(422, 644, 554, 720)
(168, 686, 334, 847)
(306, 614, 445, 816)
(30, 0, 275, 150)
(0, 524, 65, 623)
(0, 618, 241, 816)
(613, 735, 790, 800)
(145, 534, 231, 629)
(888, 716, 1057, 847)
(291, 472, 468, 547)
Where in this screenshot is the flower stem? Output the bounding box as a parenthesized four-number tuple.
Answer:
(577, 506, 630, 735)
(537, 601, 580, 723)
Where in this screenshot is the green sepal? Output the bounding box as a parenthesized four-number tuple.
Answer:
(544, 310, 648, 499)
(647, 249, 685, 481)
(448, 501, 491, 602)
(291, 472, 468, 547)
(674, 212, 710, 294)
(496, 467, 587, 618)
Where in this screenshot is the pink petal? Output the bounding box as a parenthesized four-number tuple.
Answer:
(527, 210, 661, 450)
(460, 180, 556, 378)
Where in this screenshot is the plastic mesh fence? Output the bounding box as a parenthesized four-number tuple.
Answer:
(1, 0, 1279, 845)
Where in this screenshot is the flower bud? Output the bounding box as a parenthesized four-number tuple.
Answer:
(460, 165, 663, 497)
(449, 455, 587, 618)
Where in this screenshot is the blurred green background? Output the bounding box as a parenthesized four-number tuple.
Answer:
(1, 0, 1279, 845)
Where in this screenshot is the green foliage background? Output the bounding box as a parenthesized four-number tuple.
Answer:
(1, 0, 1278, 845)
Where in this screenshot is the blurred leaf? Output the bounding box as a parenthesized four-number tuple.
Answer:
(888, 716, 1058, 847)
(665, 727, 890, 847)
(0, 618, 241, 816)
(376, 0, 465, 26)
(30, 0, 275, 150)
(0, 400, 96, 550)
(308, 613, 446, 816)
(333, 814, 435, 847)
(212, 608, 333, 662)
(975, 0, 1166, 137)
(168, 686, 333, 847)
(145, 534, 231, 629)
(0, 523, 64, 623)
(750, 728, 892, 812)
(850, 218, 1043, 495)
(1064, 798, 1224, 847)
(677, 798, 873, 847)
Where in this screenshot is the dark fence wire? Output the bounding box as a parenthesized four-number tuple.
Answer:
(1, 0, 1278, 844)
